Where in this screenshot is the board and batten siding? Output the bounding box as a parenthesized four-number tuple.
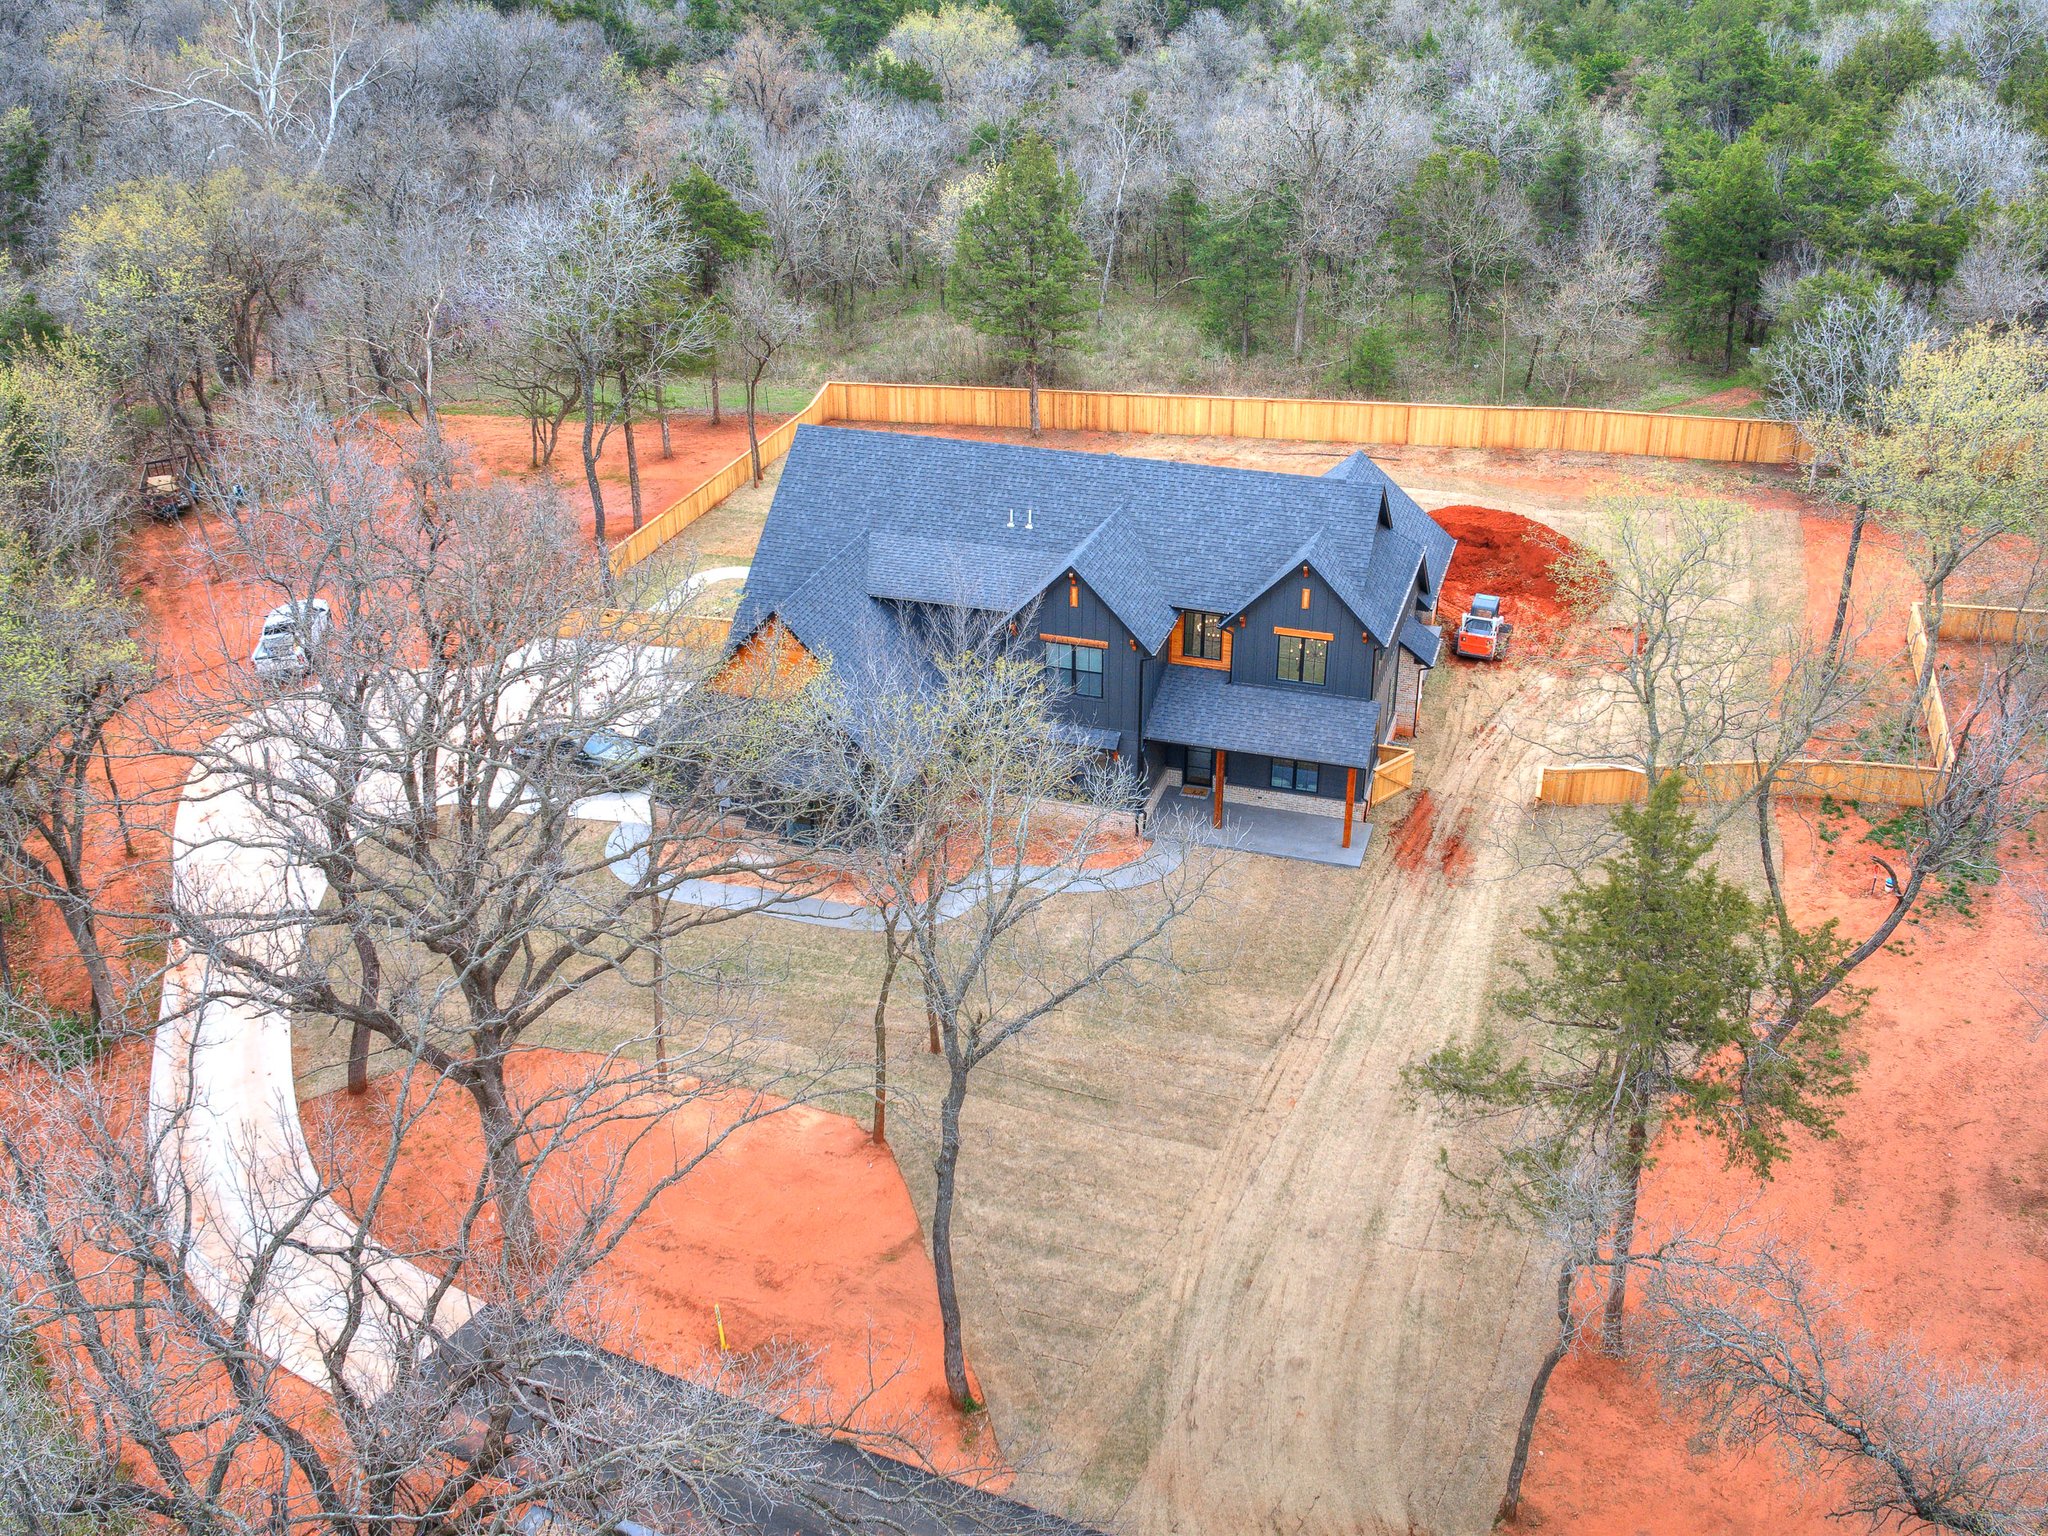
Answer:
(1031, 573, 1145, 755)
(1227, 566, 1376, 700)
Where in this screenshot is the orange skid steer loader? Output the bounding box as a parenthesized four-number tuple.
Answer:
(1454, 593, 1513, 661)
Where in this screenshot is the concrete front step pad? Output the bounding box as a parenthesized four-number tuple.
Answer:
(1149, 795, 1370, 868)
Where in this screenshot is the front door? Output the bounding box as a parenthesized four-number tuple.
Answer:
(1183, 746, 1214, 791)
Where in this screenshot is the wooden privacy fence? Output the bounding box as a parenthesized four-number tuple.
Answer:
(1534, 601, 2036, 809)
(608, 380, 1804, 580)
(1369, 743, 1416, 806)
(826, 383, 1802, 464)
(607, 382, 839, 576)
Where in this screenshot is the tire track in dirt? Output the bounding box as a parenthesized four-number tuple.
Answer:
(1040, 664, 1567, 1535)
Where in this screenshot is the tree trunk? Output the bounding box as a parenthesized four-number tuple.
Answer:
(1755, 778, 1790, 931)
(620, 369, 643, 531)
(931, 1064, 977, 1410)
(745, 374, 764, 485)
(872, 916, 900, 1143)
(1907, 578, 1947, 744)
(1824, 504, 1868, 674)
(99, 737, 135, 858)
(50, 888, 118, 1026)
(466, 1059, 540, 1266)
(580, 383, 608, 554)
(1097, 199, 1122, 323)
(1026, 359, 1042, 436)
(1601, 1118, 1647, 1352)
(1292, 256, 1310, 362)
(1500, 1256, 1578, 1525)
(1499, 272, 1510, 404)
(709, 363, 722, 426)
(658, 380, 672, 458)
(346, 922, 380, 1095)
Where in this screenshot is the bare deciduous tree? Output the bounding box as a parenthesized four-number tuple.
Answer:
(127, 0, 390, 171)
(722, 259, 812, 486)
(0, 540, 151, 1025)
(1885, 77, 2044, 209)
(495, 183, 709, 549)
(1211, 63, 1431, 359)
(818, 612, 1218, 1410)
(1524, 241, 1651, 401)
(1942, 208, 2048, 328)
(0, 987, 1001, 1536)
(1646, 1238, 2048, 1533)
(166, 399, 827, 1255)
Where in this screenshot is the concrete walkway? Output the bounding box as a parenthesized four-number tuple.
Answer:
(1150, 795, 1369, 868)
(603, 819, 1183, 930)
(149, 642, 674, 1398)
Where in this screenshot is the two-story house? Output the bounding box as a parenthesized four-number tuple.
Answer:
(723, 426, 1456, 853)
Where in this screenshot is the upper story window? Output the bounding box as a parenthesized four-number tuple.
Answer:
(1276, 631, 1329, 686)
(1181, 610, 1225, 662)
(1043, 638, 1105, 698)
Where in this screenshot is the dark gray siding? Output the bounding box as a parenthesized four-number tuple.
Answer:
(1226, 566, 1374, 698)
(1029, 574, 1143, 754)
(1163, 745, 1354, 802)
(1370, 639, 1399, 740)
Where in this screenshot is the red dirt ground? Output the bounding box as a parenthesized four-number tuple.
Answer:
(1432, 503, 1578, 646)
(444, 410, 782, 548)
(1390, 789, 1437, 872)
(303, 1050, 995, 1479)
(1515, 502, 2048, 1533)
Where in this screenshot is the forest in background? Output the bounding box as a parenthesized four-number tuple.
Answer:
(2, 0, 2047, 482)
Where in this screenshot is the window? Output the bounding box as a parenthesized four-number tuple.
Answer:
(1276, 633, 1328, 686)
(1044, 640, 1104, 698)
(1269, 758, 1320, 794)
(1183, 746, 1214, 788)
(1182, 610, 1225, 662)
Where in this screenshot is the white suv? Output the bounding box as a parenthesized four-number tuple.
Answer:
(251, 599, 331, 683)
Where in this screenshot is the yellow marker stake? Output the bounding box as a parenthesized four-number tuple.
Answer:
(715, 1304, 727, 1353)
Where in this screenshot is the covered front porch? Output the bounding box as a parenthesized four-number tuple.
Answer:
(1148, 793, 1372, 868)
(1142, 667, 1411, 862)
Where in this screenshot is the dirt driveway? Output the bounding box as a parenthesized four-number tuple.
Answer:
(987, 660, 1568, 1535)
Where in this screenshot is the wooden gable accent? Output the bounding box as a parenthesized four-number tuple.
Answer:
(712, 619, 818, 697)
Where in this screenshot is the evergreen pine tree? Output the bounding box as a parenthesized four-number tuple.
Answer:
(1191, 193, 1290, 361)
(953, 135, 1091, 434)
(1411, 774, 1860, 1338)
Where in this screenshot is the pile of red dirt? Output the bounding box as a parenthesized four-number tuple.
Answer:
(306, 1049, 998, 1479)
(1431, 503, 1578, 647)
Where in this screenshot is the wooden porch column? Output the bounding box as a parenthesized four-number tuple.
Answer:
(1343, 766, 1357, 848)
(1212, 749, 1225, 828)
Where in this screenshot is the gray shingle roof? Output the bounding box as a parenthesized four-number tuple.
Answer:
(1144, 667, 1383, 772)
(1324, 451, 1456, 607)
(1400, 615, 1443, 668)
(733, 427, 1456, 672)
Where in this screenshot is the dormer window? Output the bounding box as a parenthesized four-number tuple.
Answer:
(1182, 611, 1225, 661)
